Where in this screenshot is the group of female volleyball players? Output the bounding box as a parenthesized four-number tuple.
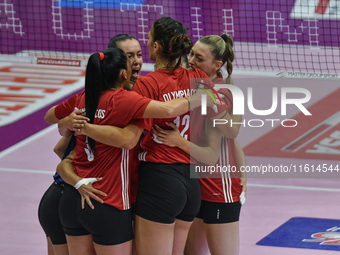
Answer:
(38, 17, 247, 255)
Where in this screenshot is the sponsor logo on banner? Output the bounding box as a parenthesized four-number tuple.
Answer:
(276, 71, 339, 79)
(37, 58, 81, 67)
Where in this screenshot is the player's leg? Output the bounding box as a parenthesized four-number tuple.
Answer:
(59, 184, 95, 255)
(46, 237, 55, 255)
(203, 201, 241, 255)
(205, 221, 239, 255)
(184, 218, 209, 255)
(172, 219, 192, 255)
(134, 162, 189, 255)
(93, 240, 133, 255)
(134, 215, 175, 255)
(52, 243, 69, 255)
(176, 173, 202, 255)
(79, 197, 133, 255)
(38, 183, 69, 255)
(46, 235, 69, 255)
(65, 235, 96, 255)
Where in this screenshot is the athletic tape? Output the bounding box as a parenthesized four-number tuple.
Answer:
(74, 178, 99, 189)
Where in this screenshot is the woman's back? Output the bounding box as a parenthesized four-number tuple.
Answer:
(133, 67, 209, 164)
(74, 88, 150, 210)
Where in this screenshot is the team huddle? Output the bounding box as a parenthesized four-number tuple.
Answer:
(38, 17, 247, 255)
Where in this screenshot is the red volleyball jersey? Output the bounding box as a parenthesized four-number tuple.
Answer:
(198, 75, 242, 203)
(129, 139, 143, 204)
(56, 88, 151, 210)
(54, 89, 143, 205)
(55, 90, 85, 119)
(132, 67, 227, 164)
(198, 136, 242, 203)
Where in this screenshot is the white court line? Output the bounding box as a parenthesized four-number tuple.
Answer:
(0, 167, 54, 175)
(248, 183, 340, 192)
(0, 124, 57, 159)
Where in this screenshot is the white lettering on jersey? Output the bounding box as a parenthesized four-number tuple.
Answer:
(85, 137, 94, 161)
(162, 89, 197, 102)
(79, 108, 106, 119)
(94, 109, 106, 119)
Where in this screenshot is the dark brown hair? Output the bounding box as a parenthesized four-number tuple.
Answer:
(151, 17, 193, 74)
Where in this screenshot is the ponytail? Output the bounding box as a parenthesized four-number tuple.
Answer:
(221, 34, 234, 77)
(84, 48, 128, 151)
(85, 53, 103, 151)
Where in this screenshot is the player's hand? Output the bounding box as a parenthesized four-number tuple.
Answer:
(66, 108, 90, 131)
(152, 123, 184, 148)
(74, 122, 91, 136)
(75, 178, 107, 209)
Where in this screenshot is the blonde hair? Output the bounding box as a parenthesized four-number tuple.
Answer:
(198, 34, 234, 77)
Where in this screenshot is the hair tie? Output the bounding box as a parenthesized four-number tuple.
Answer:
(99, 52, 104, 61)
(221, 34, 228, 42)
(178, 35, 183, 42)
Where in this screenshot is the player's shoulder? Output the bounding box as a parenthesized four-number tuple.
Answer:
(113, 88, 143, 101)
(134, 71, 165, 93)
(139, 70, 163, 80)
(212, 75, 232, 95)
(69, 89, 85, 100)
(135, 72, 158, 86)
(99, 89, 130, 111)
(212, 75, 226, 85)
(187, 67, 209, 78)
